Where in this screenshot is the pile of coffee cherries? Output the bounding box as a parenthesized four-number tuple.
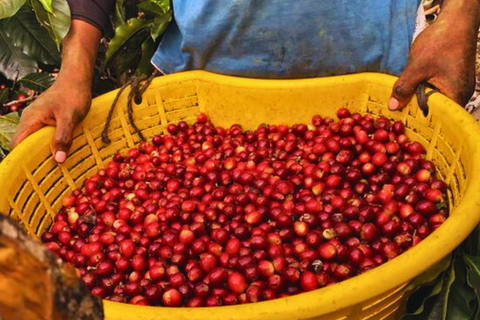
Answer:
(41, 108, 448, 307)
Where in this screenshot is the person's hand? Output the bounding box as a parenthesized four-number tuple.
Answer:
(10, 83, 91, 163)
(389, 1, 479, 111)
(10, 20, 101, 163)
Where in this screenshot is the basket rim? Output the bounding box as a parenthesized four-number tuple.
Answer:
(3, 71, 480, 319)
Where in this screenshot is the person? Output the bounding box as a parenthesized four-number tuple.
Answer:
(10, 0, 480, 163)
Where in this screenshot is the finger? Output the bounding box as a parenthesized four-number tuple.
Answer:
(52, 117, 75, 163)
(389, 60, 426, 111)
(10, 112, 46, 149)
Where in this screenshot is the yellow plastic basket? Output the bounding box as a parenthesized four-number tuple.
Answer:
(1, 71, 480, 320)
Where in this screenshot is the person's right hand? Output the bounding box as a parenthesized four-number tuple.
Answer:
(9, 20, 100, 164)
(10, 83, 91, 163)
(10, 19, 102, 163)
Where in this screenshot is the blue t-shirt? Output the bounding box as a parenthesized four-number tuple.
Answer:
(151, 1, 420, 78)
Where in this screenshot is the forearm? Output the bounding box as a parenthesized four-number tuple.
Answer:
(389, 0, 480, 109)
(438, 0, 480, 32)
(54, 20, 102, 93)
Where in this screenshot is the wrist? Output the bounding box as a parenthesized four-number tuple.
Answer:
(54, 20, 101, 95)
(55, 70, 94, 93)
(439, 0, 480, 28)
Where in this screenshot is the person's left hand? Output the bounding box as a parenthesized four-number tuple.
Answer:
(388, 5, 479, 110)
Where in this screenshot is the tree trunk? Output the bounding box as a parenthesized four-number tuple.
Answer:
(0, 215, 104, 320)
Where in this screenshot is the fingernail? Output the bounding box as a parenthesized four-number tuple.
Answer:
(388, 97, 400, 111)
(55, 151, 66, 163)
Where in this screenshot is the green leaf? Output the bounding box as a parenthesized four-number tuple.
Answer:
(0, 23, 38, 79)
(37, 0, 53, 13)
(445, 254, 477, 320)
(0, 112, 19, 152)
(137, 0, 170, 17)
(124, 0, 139, 21)
(151, 0, 170, 13)
(463, 254, 480, 319)
(401, 276, 445, 319)
(401, 255, 452, 320)
(106, 18, 151, 74)
(150, 11, 171, 41)
(18, 72, 54, 92)
(2, 6, 60, 66)
(136, 0, 172, 40)
(135, 38, 156, 76)
(0, 89, 9, 105)
(112, 36, 145, 76)
(113, 0, 125, 28)
(0, 0, 26, 19)
(462, 225, 480, 256)
(30, 0, 71, 48)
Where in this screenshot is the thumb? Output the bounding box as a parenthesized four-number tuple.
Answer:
(52, 117, 75, 164)
(389, 61, 426, 111)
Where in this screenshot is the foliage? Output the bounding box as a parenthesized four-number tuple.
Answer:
(103, 0, 172, 81)
(0, 0, 172, 86)
(0, 112, 19, 159)
(401, 225, 480, 320)
(17, 72, 55, 92)
(0, 0, 172, 155)
(30, 0, 71, 49)
(0, 1, 68, 79)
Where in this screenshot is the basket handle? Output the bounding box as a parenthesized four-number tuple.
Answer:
(415, 82, 439, 117)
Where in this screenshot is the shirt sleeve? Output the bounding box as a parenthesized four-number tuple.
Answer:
(66, 0, 115, 35)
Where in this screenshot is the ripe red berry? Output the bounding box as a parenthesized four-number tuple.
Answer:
(197, 112, 208, 124)
(163, 289, 182, 307)
(318, 243, 337, 260)
(300, 271, 318, 292)
(337, 108, 351, 119)
(228, 272, 248, 294)
(120, 239, 135, 258)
